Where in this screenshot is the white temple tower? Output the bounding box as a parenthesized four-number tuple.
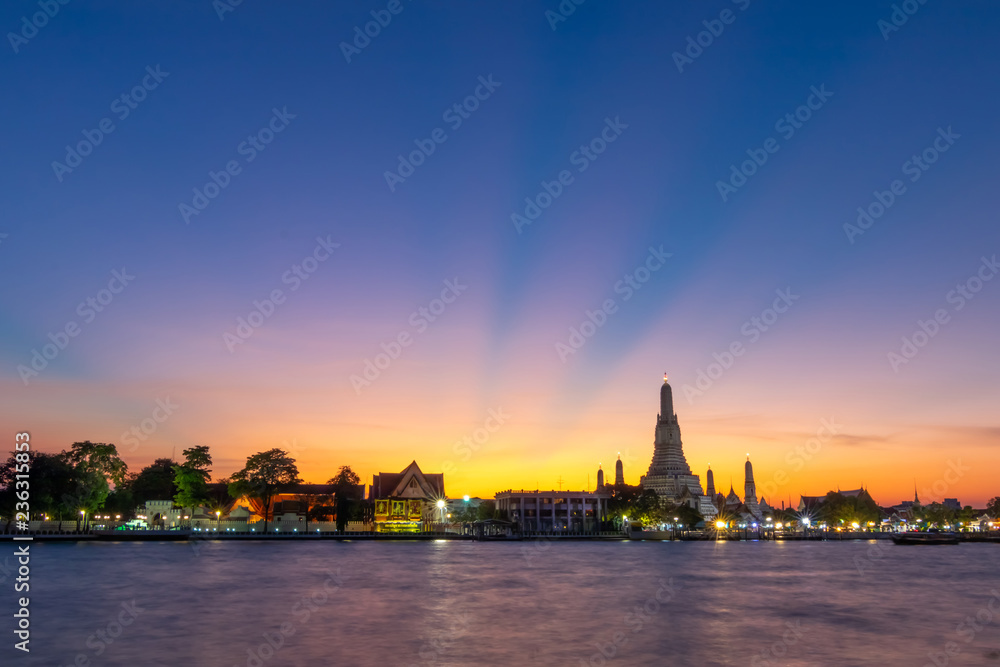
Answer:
(640, 374, 716, 518)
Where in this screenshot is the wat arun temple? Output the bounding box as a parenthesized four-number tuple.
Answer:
(629, 375, 773, 522)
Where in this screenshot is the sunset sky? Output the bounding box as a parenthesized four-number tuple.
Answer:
(2, 1, 998, 506)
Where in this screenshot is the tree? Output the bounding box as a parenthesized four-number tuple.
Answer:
(476, 500, 496, 521)
(104, 475, 137, 522)
(296, 490, 334, 532)
(923, 502, 956, 528)
(987, 497, 1000, 519)
(129, 458, 178, 508)
(173, 446, 213, 521)
(957, 505, 976, 529)
(328, 465, 362, 531)
(606, 484, 664, 528)
(667, 502, 703, 529)
(228, 449, 301, 532)
(819, 491, 880, 527)
(60, 441, 129, 528)
(0, 451, 77, 529)
(63, 441, 129, 486)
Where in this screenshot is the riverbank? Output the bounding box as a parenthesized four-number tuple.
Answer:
(3, 529, 999, 542)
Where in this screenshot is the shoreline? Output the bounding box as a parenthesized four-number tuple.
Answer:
(3, 530, 999, 543)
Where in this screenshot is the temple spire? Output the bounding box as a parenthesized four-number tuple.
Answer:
(659, 373, 674, 423)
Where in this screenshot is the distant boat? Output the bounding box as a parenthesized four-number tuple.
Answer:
(891, 531, 959, 545)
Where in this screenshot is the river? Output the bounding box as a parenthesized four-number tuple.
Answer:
(9, 539, 1000, 666)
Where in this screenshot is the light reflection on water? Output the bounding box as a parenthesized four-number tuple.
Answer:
(19, 539, 1000, 666)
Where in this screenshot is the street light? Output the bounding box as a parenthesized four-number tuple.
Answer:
(436, 499, 446, 524)
(216, 510, 221, 531)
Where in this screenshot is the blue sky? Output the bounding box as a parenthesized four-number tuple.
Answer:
(1, 0, 998, 503)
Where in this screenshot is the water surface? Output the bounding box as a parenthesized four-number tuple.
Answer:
(8, 539, 1000, 666)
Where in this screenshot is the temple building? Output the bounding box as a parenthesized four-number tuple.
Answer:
(743, 457, 762, 519)
(369, 461, 445, 533)
(614, 455, 624, 486)
(724, 485, 742, 512)
(596, 465, 605, 490)
(639, 375, 716, 518)
(713, 460, 771, 523)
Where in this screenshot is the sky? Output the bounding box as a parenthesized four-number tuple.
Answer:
(1, 1, 998, 507)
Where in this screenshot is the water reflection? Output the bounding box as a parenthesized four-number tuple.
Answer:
(22, 539, 1000, 665)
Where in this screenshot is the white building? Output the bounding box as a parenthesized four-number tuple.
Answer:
(495, 489, 610, 532)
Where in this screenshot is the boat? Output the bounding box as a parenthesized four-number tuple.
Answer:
(891, 531, 959, 545)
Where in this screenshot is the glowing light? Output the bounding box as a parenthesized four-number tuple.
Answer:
(802, 518, 811, 527)
(436, 500, 446, 509)
(715, 520, 726, 529)
(463, 495, 470, 502)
